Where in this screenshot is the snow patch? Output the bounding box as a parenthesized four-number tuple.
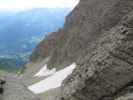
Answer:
(34, 64, 56, 77)
(28, 63, 76, 94)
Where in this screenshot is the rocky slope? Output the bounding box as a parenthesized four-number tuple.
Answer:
(0, 75, 39, 100)
(32, 0, 133, 68)
(25, 0, 133, 100)
(59, 10, 133, 100)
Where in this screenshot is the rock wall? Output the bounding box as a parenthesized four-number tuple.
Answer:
(32, 0, 133, 69)
(59, 11, 133, 100)
(30, 0, 133, 100)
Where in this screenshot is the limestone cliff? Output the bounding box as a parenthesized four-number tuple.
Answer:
(59, 10, 133, 100)
(32, 0, 133, 68)
(30, 0, 133, 100)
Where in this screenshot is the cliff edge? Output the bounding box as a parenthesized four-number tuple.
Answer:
(28, 0, 133, 100)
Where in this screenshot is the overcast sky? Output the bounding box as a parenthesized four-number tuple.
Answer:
(0, 0, 79, 11)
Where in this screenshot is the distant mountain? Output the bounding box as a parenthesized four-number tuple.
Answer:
(0, 8, 70, 71)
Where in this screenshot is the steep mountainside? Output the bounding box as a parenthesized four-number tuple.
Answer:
(0, 8, 68, 56)
(32, 0, 133, 69)
(28, 0, 133, 100)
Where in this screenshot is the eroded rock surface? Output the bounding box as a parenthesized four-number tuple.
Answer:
(32, 0, 133, 70)
(59, 9, 133, 100)
(27, 0, 133, 100)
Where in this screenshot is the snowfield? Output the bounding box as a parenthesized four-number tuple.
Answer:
(28, 63, 76, 94)
(34, 64, 56, 77)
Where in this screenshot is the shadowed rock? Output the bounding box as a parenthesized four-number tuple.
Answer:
(59, 10, 133, 100)
(0, 78, 6, 94)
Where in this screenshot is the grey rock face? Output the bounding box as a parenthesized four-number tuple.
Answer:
(59, 10, 133, 100)
(0, 76, 39, 100)
(27, 0, 133, 100)
(30, 0, 133, 75)
(115, 85, 133, 100)
(47, 0, 133, 69)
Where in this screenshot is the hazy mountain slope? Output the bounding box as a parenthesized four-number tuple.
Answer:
(0, 8, 69, 56)
(0, 8, 69, 71)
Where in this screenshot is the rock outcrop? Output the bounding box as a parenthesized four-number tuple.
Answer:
(59, 11, 133, 100)
(0, 77, 6, 100)
(32, 0, 133, 69)
(29, 0, 133, 100)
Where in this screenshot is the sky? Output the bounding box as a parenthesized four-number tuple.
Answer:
(0, 0, 79, 11)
